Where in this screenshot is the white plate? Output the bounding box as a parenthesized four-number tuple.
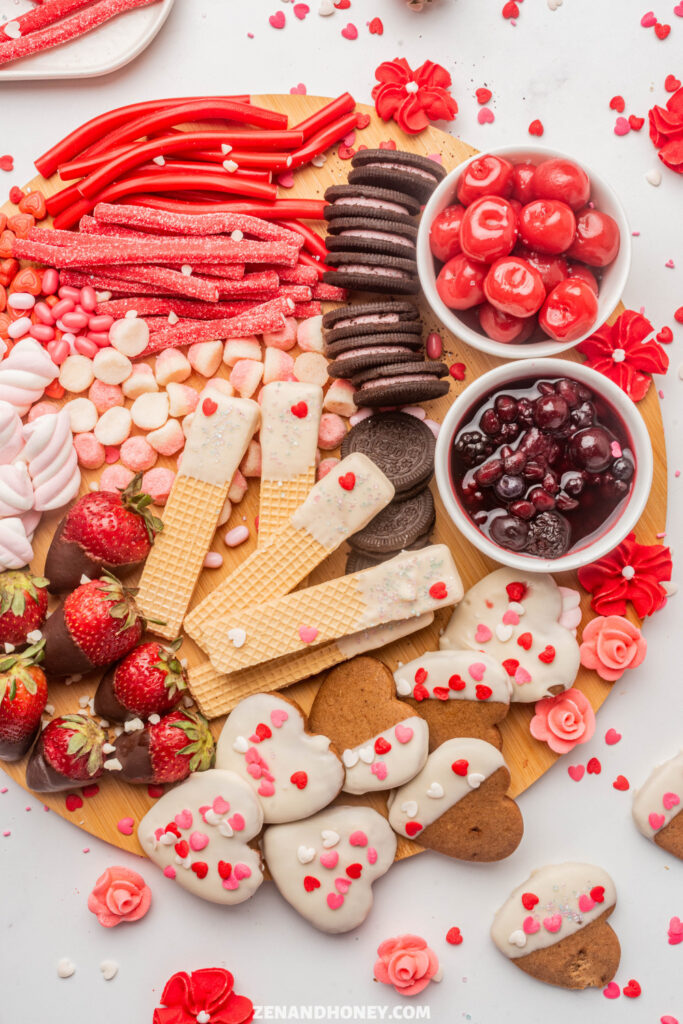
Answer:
(0, 0, 174, 81)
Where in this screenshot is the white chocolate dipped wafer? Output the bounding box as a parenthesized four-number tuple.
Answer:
(258, 381, 323, 546)
(136, 391, 260, 639)
(188, 613, 435, 719)
(184, 452, 394, 645)
(203, 545, 463, 674)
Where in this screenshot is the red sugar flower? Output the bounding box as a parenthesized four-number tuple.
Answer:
(372, 58, 458, 135)
(153, 968, 254, 1024)
(648, 86, 683, 173)
(577, 532, 672, 619)
(577, 309, 669, 401)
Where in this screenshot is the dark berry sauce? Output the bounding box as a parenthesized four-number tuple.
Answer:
(450, 377, 635, 559)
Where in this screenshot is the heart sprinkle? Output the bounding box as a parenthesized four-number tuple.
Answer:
(446, 926, 463, 945)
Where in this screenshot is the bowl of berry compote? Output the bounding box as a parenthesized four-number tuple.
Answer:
(435, 359, 653, 572)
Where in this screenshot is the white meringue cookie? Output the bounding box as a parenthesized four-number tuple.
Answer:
(0, 462, 34, 517)
(0, 401, 24, 464)
(0, 339, 59, 417)
(21, 407, 81, 512)
(0, 517, 34, 570)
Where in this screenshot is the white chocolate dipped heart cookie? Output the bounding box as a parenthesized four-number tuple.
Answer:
(632, 750, 683, 860)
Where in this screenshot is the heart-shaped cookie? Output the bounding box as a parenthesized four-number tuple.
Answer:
(632, 750, 683, 860)
(309, 657, 429, 794)
(387, 737, 523, 861)
(440, 569, 581, 703)
(262, 805, 396, 933)
(491, 863, 620, 989)
(216, 693, 344, 823)
(394, 650, 511, 750)
(138, 770, 264, 904)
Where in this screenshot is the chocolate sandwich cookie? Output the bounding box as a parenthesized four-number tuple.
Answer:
(323, 251, 419, 295)
(326, 217, 418, 260)
(348, 488, 436, 555)
(322, 300, 422, 345)
(352, 361, 450, 408)
(324, 184, 421, 224)
(328, 342, 423, 379)
(345, 532, 433, 574)
(348, 149, 447, 205)
(341, 411, 435, 497)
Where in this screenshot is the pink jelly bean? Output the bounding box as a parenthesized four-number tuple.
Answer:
(79, 286, 97, 312)
(47, 339, 70, 365)
(88, 315, 114, 333)
(8, 317, 31, 339)
(203, 552, 224, 569)
(74, 336, 98, 358)
(61, 311, 89, 331)
(41, 269, 59, 295)
(29, 324, 55, 343)
(33, 301, 55, 325)
(51, 298, 75, 320)
(224, 525, 249, 548)
(426, 332, 443, 359)
(86, 331, 111, 348)
(58, 286, 80, 301)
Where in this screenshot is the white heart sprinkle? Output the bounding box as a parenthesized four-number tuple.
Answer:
(168, 311, 179, 326)
(662, 580, 678, 596)
(318, 0, 335, 14)
(205, 809, 221, 825)
(426, 781, 444, 799)
(227, 627, 246, 648)
(99, 959, 118, 981)
(395, 678, 412, 696)
(223, 160, 239, 173)
(495, 623, 514, 642)
(103, 758, 123, 771)
(233, 735, 249, 753)
(468, 772, 485, 789)
(359, 745, 375, 765)
(509, 929, 527, 947)
(507, 601, 525, 616)
(102, 741, 116, 754)
(342, 748, 359, 768)
(221, 144, 232, 155)
(3, 22, 21, 39)
(321, 829, 340, 848)
(297, 845, 316, 864)
(181, 264, 193, 277)
(57, 958, 75, 978)
(401, 800, 418, 818)
(547, 0, 562, 9)
(312, 153, 327, 167)
(153, 155, 165, 166)
(217, 821, 234, 838)
(645, 168, 662, 187)
(159, 832, 176, 846)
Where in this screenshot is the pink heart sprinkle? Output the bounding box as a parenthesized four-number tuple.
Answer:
(117, 817, 134, 836)
(341, 22, 358, 39)
(675, 1, 683, 15)
(298, 625, 319, 644)
(477, 108, 495, 125)
(189, 831, 209, 852)
(222, 875, 239, 891)
(605, 728, 622, 745)
(212, 796, 230, 815)
(603, 982, 621, 999)
(640, 10, 657, 26)
(335, 877, 351, 894)
(289, 83, 307, 95)
(514, 666, 532, 685)
(649, 812, 665, 830)
(665, 259, 675, 268)
(234, 863, 252, 880)
(663, 792, 680, 810)
(568, 764, 585, 782)
(228, 813, 245, 831)
(327, 893, 344, 909)
(502, 609, 520, 625)
(543, 914, 562, 933)
(349, 830, 368, 847)
(370, 761, 388, 780)
(660, 1017, 679, 1024)
(667, 916, 683, 945)
(394, 723, 413, 744)
(610, 441, 622, 458)
(293, 3, 309, 18)
(469, 662, 486, 682)
(277, 171, 295, 189)
(163, 865, 176, 879)
(614, 117, 631, 136)
(475, 623, 492, 643)
(320, 850, 339, 869)
(269, 11, 286, 29)
(367, 847, 378, 864)
(578, 894, 595, 912)
(523, 916, 540, 935)
(270, 709, 289, 728)
(247, 763, 262, 779)
(258, 780, 276, 797)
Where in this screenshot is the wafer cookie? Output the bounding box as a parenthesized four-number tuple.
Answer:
(135, 391, 260, 639)
(257, 381, 322, 546)
(188, 613, 435, 718)
(204, 544, 463, 674)
(184, 451, 394, 644)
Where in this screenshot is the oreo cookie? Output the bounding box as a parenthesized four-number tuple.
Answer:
(324, 184, 421, 224)
(348, 149, 446, 204)
(326, 217, 418, 260)
(348, 488, 436, 554)
(322, 301, 422, 345)
(325, 331, 424, 360)
(328, 342, 422, 379)
(352, 361, 450, 408)
(323, 251, 419, 296)
(345, 532, 433, 573)
(341, 411, 435, 498)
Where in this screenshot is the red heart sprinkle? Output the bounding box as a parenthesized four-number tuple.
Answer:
(148, 785, 164, 798)
(433, 686, 450, 701)
(429, 581, 448, 600)
(623, 979, 641, 998)
(656, 326, 673, 343)
(405, 821, 423, 837)
(202, 398, 217, 416)
(255, 723, 272, 741)
(175, 840, 189, 858)
(476, 87, 492, 104)
(164, 822, 181, 837)
(304, 875, 321, 891)
(334, 0, 350, 6)
(502, 659, 520, 676)
(517, 632, 532, 650)
(446, 926, 463, 945)
(338, 472, 356, 491)
(475, 684, 493, 701)
(665, 74, 681, 92)
(522, 892, 539, 910)
(346, 862, 362, 878)
(528, 119, 544, 136)
(413, 683, 429, 701)
(0, 155, 14, 172)
(609, 95, 626, 112)
(338, 144, 356, 160)
(568, 764, 585, 782)
(290, 771, 308, 789)
(374, 737, 392, 755)
(449, 674, 466, 690)
(356, 113, 371, 129)
(538, 645, 556, 663)
(379, 139, 397, 150)
(590, 885, 605, 903)
(82, 784, 99, 798)
(191, 862, 208, 879)
(629, 114, 645, 130)
(604, 728, 622, 745)
(290, 401, 308, 418)
(218, 861, 232, 879)
(414, 667, 428, 685)
(502, 0, 519, 17)
(655, 22, 671, 38)
(676, 306, 683, 324)
(65, 794, 83, 812)
(368, 16, 383, 34)
(451, 759, 469, 776)
(506, 582, 527, 602)
(613, 775, 630, 791)
(587, 756, 602, 775)
(449, 362, 466, 381)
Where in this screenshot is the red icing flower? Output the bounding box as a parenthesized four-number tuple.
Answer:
(648, 86, 683, 173)
(577, 309, 669, 401)
(577, 532, 672, 619)
(372, 58, 458, 135)
(153, 968, 253, 1024)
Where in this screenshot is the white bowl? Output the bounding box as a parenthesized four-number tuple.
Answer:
(434, 359, 653, 573)
(417, 145, 632, 359)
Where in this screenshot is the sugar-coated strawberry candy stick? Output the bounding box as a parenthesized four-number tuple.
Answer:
(95, 297, 260, 320)
(276, 264, 319, 285)
(92, 201, 306, 242)
(292, 93, 356, 141)
(292, 301, 322, 319)
(83, 264, 221, 302)
(142, 297, 295, 355)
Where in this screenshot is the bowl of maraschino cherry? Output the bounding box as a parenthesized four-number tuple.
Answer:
(434, 359, 653, 572)
(417, 146, 631, 358)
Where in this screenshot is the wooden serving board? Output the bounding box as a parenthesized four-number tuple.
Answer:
(0, 95, 667, 861)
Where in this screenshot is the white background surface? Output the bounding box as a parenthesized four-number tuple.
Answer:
(1, 1, 682, 1022)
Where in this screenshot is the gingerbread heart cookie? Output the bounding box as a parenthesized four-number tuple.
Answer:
(440, 568, 581, 703)
(491, 862, 620, 989)
(308, 656, 429, 795)
(262, 805, 397, 933)
(632, 750, 683, 860)
(387, 737, 523, 861)
(394, 650, 511, 750)
(215, 693, 344, 823)
(138, 769, 264, 905)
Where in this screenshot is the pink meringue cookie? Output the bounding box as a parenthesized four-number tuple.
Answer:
(21, 407, 81, 512)
(0, 462, 34, 517)
(0, 401, 25, 464)
(0, 339, 59, 417)
(0, 517, 34, 570)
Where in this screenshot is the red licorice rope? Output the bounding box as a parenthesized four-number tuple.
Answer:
(278, 220, 329, 261)
(131, 161, 273, 182)
(297, 250, 330, 278)
(288, 112, 359, 170)
(292, 93, 356, 141)
(117, 195, 327, 220)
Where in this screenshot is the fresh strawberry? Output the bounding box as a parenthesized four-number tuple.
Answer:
(0, 641, 48, 761)
(43, 574, 145, 676)
(94, 638, 188, 721)
(114, 709, 215, 784)
(26, 713, 105, 792)
(0, 570, 49, 647)
(45, 473, 163, 593)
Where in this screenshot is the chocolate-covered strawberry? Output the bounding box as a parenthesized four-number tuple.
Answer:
(114, 710, 214, 784)
(42, 574, 145, 677)
(0, 570, 49, 647)
(26, 713, 105, 792)
(94, 638, 188, 722)
(0, 641, 48, 761)
(44, 473, 163, 593)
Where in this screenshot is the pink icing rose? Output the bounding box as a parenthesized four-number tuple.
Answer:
(87, 866, 152, 928)
(374, 934, 441, 996)
(529, 687, 596, 755)
(579, 614, 647, 682)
